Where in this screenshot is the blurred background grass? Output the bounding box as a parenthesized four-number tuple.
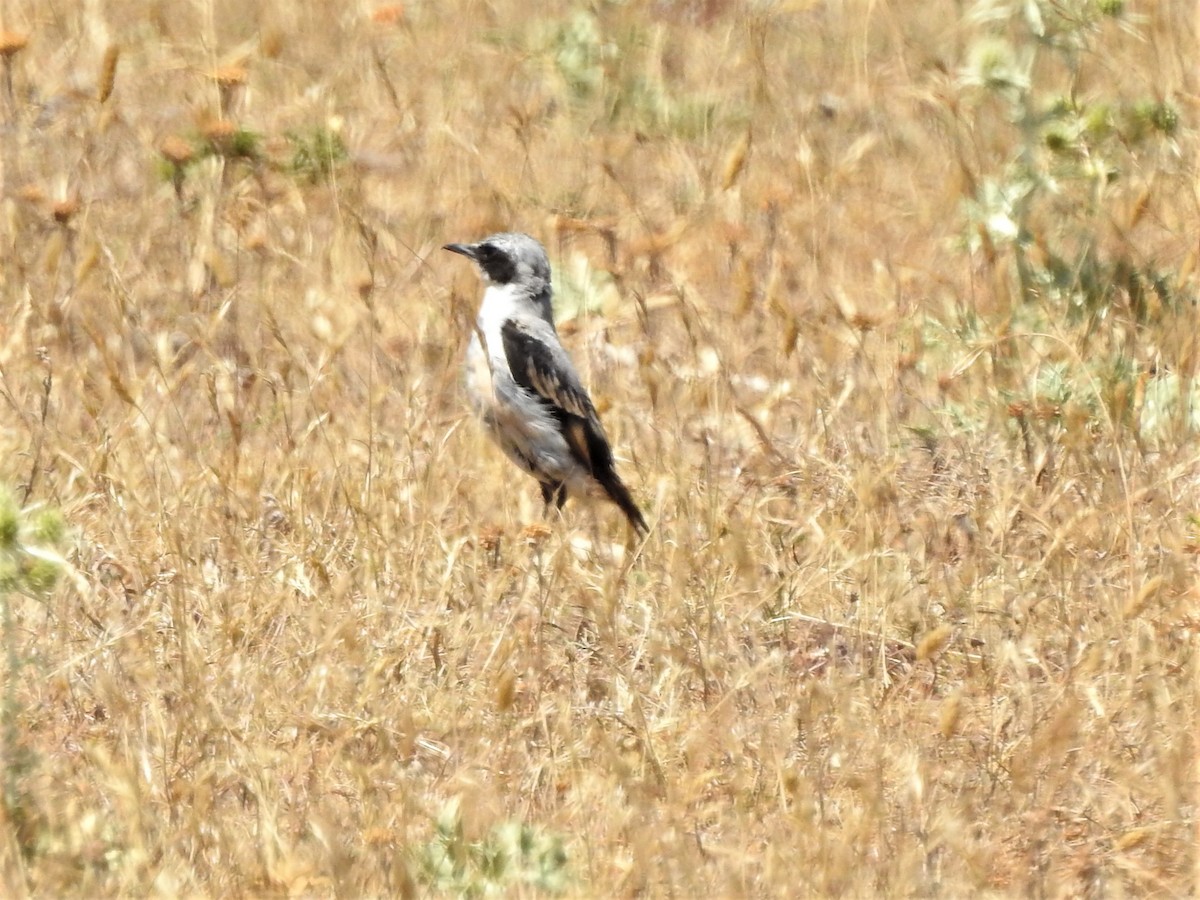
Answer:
(0, 0, 1197, 895)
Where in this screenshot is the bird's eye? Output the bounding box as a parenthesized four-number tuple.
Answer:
(474, 243, 515, 283)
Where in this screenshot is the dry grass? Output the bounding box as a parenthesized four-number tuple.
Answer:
(0, 0, 1197, 896)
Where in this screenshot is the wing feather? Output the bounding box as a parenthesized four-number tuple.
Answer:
(500, 318, 648, 534)
(501, 320, 596, 421)
(501, 318, 614, 471)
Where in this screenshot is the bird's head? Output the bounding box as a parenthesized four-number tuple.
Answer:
(443, 232, 551, 290)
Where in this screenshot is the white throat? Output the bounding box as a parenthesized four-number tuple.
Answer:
(473, 282, 527, 369)
(477, 282, 525, 338)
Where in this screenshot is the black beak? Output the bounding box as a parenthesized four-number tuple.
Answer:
(443, 242, 477, 260)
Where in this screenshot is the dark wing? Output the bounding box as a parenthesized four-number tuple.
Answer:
(501, 319, 648, 534)
(500, 319, 609, 469)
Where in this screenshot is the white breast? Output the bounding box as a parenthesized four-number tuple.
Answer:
(475, 283, 523, 368)
(464, 283, 524, 422)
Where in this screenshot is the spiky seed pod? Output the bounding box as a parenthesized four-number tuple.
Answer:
(15, 184, 45, 204)
(371, 5, 406, 25)
(203, 118, 237, 140)
(0, 30, 27, 106)
(52, 196, 79, 225)
(208, 64, 247, 87)
(208, 65, 248, 115)
(0, 31, 28, 57)
(477, 525, 502, 553)
(159, 135, 194, 167)
(521, 523, 552, 544)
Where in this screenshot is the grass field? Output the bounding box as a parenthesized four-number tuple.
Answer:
(0, 0, 1197, 895)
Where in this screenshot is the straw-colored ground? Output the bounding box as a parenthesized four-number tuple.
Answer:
(0, 0, 1196, 895)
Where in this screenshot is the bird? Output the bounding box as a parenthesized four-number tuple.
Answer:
(443, 232, 648, 536)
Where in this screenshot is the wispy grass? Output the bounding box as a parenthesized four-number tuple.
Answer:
(0, 0, 1195, 895)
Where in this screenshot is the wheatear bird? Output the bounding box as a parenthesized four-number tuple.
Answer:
(444, 232, 648, 535)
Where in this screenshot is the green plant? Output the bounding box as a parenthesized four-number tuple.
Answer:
(539, 10, 719, 138)
(552, 249, 620, 323)
(286, 126, 348, 184)
(0, 490, 66, 838)
(957, 0, 1181, 318)
(417, 799, 570, 896)
(950, 0, 1191, 447)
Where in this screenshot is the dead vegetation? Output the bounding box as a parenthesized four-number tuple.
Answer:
(0, 0, 1196, 895)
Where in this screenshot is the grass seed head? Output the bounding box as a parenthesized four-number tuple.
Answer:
(916, 624, 953, 662)
(97, 44, 119, 103)
(939, 690, 963, 738)
(1, 3, 1196, 896)
(721, 130, 751, 190)
(1123, 575, 1164, 619)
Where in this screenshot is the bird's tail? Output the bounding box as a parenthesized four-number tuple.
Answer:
(599, 473, 649, 536)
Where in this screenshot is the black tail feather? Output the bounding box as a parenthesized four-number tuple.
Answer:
(598, 472, 649, 536)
